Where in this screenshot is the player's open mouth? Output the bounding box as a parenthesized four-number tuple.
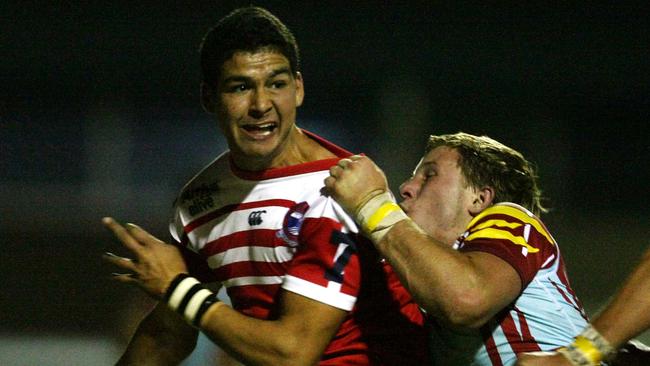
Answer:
(242, 122, 278, 139)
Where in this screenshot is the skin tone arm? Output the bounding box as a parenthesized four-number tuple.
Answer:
(103, 218, 346, 366)
(324, 156, 521, 329)
(116, 303, 199, 365)
(515, 246, 650, 365)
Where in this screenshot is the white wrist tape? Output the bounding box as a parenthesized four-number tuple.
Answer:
(164, 274, 219, 327)
(356, 191, 408, 243)
(558, 324, 615, 366)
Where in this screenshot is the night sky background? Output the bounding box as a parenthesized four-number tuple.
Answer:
(1, 2, 648, 364)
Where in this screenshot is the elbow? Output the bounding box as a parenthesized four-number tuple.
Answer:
(433, 290, 493, 329)
(264, 335, 321, 366)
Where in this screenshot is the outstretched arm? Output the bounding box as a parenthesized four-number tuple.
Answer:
(516, 246, 650, 365)
(324, 156, 521, 329)
(103, 218, 346, 366)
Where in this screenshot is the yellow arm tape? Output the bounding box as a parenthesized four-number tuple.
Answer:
(366, 202, 402, 232)
(573, 336, 603, 365)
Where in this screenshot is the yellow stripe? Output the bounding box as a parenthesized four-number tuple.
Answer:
(366, 202, 401, 232)
(467, 203, 555, 245)
(466, 227, 540, 253)
(472, 219, 521, 232)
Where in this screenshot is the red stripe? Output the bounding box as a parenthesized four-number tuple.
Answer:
(500, 310, 540, 355)
(556, 256, 589, 320)
(227, 284, 282, 318)
(550, 279, 589, 321)
(514, 307, 541, 352)
(200, 229, 286, 257)
(481, 322, 504, 366)
(183, 199, 295, 234)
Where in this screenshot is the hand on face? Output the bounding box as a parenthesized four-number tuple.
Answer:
(514, 352, 571, 366)
(102, 217, 188, 299)
(324, 155, 389, 215)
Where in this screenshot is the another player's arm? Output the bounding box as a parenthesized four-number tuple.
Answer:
(589, 245, 650, 349)
(117, 302, 198, 365)
(325, 156, 521, 329)
(373, 219, 521, 328)
(103, 218, 347, 366)
(516, 246, 650, 366)
(198, 290, 346, 366)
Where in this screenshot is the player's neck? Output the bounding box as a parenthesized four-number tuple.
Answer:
(234, 127, 336, 171)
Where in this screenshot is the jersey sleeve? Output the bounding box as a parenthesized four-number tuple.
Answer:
(169, 197, 219, 283)
(457, 203, 558, 288)
(282, 196, 360, 311)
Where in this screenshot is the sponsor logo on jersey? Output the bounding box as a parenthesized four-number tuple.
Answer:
(183, 181, 220, 216)
(248, 210, 267, 226)
(276, 201, 310, 247)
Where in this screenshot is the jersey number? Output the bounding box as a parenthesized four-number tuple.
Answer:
(324, 230, 357, 284)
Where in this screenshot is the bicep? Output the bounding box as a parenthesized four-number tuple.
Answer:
(276, 290, 348, 363)
(467, 251, 522, 317)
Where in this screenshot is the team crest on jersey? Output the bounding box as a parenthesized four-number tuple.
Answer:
(276, 201, 310, 247)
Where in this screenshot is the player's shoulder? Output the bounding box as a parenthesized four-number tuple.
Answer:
(469, 202, 538, 227)
(466, 202, 555, 245)
(172, 151, 231, 207)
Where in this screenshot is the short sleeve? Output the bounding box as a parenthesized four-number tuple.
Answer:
(457, 203, 558, 287)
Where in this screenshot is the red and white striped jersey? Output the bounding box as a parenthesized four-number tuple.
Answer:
(431, 202, 588, 366)
(169, 131, 428, 365)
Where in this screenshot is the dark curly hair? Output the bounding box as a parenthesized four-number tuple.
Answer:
(199, 6, 300, 87)
(426, 132, 547, 216)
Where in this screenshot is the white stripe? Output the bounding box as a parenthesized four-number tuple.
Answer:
(184, 289, 213, 323)
(168, 277, 200, 311)
(190, 206, 288, 247)
(222, 275, 284, 288)
(282, 275, 356, 311)
(541, 253, 555, 268)
(523, 223, 531, 241)
(207, 245, 295, 268)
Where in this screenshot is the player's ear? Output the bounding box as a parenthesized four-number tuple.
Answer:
(201, 82, 217, 114)
(470, 186, 494, 215)
(294, 72, 304, 107)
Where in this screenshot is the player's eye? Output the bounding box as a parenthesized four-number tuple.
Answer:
(423, 170, 436, 181)
(270, 80, 288, 89)
(227, 83, 248, 93)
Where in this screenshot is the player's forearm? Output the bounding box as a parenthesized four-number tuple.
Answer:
(590, 246, 650, 349)
(118, 303, 198, 365)
(377, 219, 491, 328)
(198, 304, 317, 366)
(163, 277, 337, 366)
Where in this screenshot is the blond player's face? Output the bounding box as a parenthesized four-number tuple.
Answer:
(398, 147, 478, 245)
(214, 51, 304, 170)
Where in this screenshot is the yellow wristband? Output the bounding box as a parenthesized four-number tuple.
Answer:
(573, 336, 603, 364)
(365, 202, 401, 232)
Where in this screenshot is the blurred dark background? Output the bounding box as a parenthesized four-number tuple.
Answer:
(1, 2, 648, 364)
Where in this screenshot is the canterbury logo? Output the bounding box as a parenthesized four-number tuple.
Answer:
(248, 210, 267, 226)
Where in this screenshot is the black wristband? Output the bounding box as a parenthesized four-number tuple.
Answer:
(193, 293, 220, 327)
(164, 273, 220, 327)
(164, 273, 191, 301)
